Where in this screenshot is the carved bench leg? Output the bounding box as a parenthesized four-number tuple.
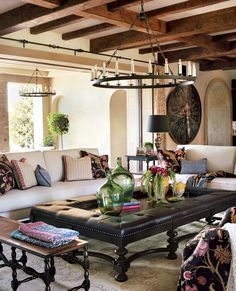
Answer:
(166, 229, 178, 260)
(114, 246, 130, 282)
(11, 247, 19, 291)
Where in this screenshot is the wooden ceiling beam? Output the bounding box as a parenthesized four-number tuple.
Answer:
(20, 0, 61, 9)
(30, 15, 83, 34)
(73, 4, 166, 34)
(0, 0, 116, 36)
(62, 23, 115, 40)
(107, 0, 153, 12)
(90, 6, 236, 52)
(139, 42, 192, 54)
(213, 32, 236, 41)
(147, 0, 229, 18)
(179, 34, 230, 53)
(200, 58, 236, 71)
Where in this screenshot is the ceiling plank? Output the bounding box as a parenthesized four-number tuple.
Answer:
(30, 15, 83, 34)
(62, 23, 115, 40)
(20, 0, 61, 9)
(90, 6, 236, 52)
(213, 32, 236, 41)
(107, 0, 153, 11)
(73, 4, 166, 34)
(147, 0, 230, 18)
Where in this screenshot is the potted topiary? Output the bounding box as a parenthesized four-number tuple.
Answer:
(47, 112, 69, 149)
(143, 142, 154, 154)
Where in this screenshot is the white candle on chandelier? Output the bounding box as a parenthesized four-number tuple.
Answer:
(115, 59, 119, 75)
(102, 62, 106, 76)
(187, 61, 192, 76)
(178, 59, 182, 75)
(164, 58, 169, 74)
(148, 59, 152, 74)
(192, 63, 197, 77)
(131, 59, 135, 74)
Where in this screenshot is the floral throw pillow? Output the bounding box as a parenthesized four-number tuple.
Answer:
(157, 147, 185, 173)
(0, 154, 15, 195)
(79, 150, 109, 179)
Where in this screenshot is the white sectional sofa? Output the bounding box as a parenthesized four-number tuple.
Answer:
(0, 148, 112, 220)
(1, 144, 236, 221)
(176, 144, 236, 190)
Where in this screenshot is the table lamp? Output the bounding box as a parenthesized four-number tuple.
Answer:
(147, 115, 170, 150)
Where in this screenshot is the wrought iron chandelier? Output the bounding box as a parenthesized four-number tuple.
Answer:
(19, 68, 56, 97)
(91, 1, 196, 89)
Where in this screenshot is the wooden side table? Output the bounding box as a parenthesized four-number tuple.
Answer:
(126, 155, 158, 172)
(0, 216, 89, 291)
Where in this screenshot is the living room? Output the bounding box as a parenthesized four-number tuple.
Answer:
(0, 1, 236, 290)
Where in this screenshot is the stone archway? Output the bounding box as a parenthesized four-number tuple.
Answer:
(205, 78, 231, 145)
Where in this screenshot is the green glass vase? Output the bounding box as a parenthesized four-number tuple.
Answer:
(111, 157, 135, 202)
(96, 173, 124, 216)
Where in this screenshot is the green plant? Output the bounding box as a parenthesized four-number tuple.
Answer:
(47, 112, 69, 149)
(143, 142, 154, 149)
(42, 135, 55, 147)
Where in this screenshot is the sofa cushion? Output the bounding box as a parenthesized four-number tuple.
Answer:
(63, 155, 93, 181)
(180, 158, 207, 174)
(43, 148, 99, 183)
(79, 150, 108, 178)
(157, 147, 185, 173)
(178, 145, 236, 173)
(35, 164, 52, 187)
(11, 159, 37, 190)
(0, 154, 15, 195)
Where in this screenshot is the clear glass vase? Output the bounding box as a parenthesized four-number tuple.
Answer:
(152, 175, 169, 203)
(96, 173, 124, 216)
(111, 157, 135, 202)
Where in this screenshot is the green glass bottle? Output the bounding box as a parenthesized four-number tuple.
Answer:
(96, 173, 124, 216)
(111, 157, 135, 202)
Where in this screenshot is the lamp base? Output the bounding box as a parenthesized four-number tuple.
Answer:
(154, 133, 161, 150)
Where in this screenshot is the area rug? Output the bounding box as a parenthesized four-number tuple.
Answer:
(0, 221, 206, 291)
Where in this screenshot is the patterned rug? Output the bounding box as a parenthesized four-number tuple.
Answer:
(0, 221, 206, 291)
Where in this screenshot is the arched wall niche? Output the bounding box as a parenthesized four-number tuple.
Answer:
(204, 78, 232, 145)
(110, 90, 127, 168)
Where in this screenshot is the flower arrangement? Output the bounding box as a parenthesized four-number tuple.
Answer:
(141, 165, 176, 203)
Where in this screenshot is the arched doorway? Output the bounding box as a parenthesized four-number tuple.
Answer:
(205, 79, 231, 145)
(110, 90, 127, 168)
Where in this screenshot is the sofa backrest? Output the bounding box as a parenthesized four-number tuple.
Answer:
(178, 144, 236, 174)
(4, 151, 47, 170)
(43, 148, 99, 182)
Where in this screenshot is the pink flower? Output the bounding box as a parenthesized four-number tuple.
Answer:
(185, 284, 198, 291)
(197, 276, 207, 285)
(183, 271, 193, 280)
(193, 239, 208, 257)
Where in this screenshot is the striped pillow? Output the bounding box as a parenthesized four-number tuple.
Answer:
(11, 158, 37, 190)
(63, 155, 93, 181)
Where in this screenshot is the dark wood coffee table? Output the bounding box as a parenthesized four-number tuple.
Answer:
(30, 187, 236, 282)
(0, 216, 89, 291)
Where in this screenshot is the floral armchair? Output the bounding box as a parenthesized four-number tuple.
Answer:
(177, 207, 236, 291)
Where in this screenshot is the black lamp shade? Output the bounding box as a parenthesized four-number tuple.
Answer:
(147, 115, 170, 133)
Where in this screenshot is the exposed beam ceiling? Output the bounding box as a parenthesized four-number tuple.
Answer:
(0, 0, 235, 71)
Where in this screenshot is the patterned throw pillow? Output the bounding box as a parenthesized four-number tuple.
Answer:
(79, 150, 109, 179)
(157, 147, 185, 173)
(0, 154, 15, 195)
(35, 164, 52, 187)
(11, 158, 37, 190)
(62, 155, 93, 181)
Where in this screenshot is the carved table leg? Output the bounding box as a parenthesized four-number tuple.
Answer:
(114, 246, 130, 282)
(11, 247, 19, 291)
(166, 229, 178, 260)
(43, 258, 52, 291)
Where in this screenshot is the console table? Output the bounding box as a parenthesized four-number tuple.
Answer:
(0, 217, 90, 291)
(126, 155, 158, 172)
